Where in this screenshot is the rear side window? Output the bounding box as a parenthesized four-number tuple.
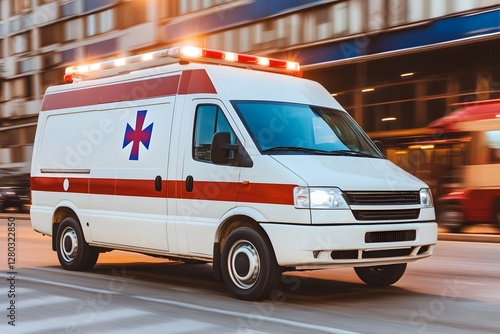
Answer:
(193, 104, 236, 162)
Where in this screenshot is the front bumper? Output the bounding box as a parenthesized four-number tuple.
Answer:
(261, 222, 438, 270)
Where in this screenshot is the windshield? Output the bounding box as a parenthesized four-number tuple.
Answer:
(232, 101, 384, 159)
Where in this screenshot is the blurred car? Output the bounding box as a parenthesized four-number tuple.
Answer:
(0, 186, 30, 212)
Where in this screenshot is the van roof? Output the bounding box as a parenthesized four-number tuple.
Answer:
(42, 62, 342, 112)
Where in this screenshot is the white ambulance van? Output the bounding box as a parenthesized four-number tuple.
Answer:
(31, 46, 437, 300)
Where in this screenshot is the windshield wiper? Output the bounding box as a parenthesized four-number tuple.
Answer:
(262, 147, 379, 158)
(327, 150, 378, 158)
(262, 146, 331, 154)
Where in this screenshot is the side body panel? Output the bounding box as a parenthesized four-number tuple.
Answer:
(31, 97, 175, 252)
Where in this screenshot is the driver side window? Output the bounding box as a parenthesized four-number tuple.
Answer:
(193, 104, 236, 162)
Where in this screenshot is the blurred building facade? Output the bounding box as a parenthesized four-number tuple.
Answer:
(0, 0, 499, 179)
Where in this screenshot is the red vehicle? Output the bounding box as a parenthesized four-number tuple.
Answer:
(428, 99, 500, 232)
(383, 99, 500, 232)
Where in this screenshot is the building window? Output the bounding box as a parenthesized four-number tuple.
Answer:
(40, 22, 63, 47)
(406, 0, 461, 22)
(41, 52, 62, 69)
(100, 9, 113, 32)
(407, 0, 424, 22)
(9, 32, 31, 55)
(425, 98, 447, 124)
(64, 19, 81, 42)
(41, 68, 62, 95)
(0, 129, 19, 148)
(315, 7, 333, 40)
(116, 1, 146, 29)
(332, 2, 349, 36)
(10, 0, 32, 16)
(18, 58, 36, 73)
(254, 20, 277, 49)
(159, 1, 179, 20)
(458, 74, 477, 102)
(8, 76, 33, 99)
(386, 0, 407, 26)
(86, 9, 115, 37)
(86, 13, 97, 36)
(238, 26, 251, 52)
(179, 0, 234, 15)
(426, 79, 448, 97)
(347, 0, 364, 34)
(0, 125, 35, 149)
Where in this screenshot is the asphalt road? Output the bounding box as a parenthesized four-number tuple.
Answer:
(0, 217, 499, 334)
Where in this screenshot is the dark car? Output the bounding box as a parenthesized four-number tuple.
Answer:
(0, 186, 30, 212)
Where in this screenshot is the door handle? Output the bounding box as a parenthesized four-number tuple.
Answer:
(155, 175, 162, 192)
(186, 175, 194, 192)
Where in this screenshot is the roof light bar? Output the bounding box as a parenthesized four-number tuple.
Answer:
(64, 46, 301, 83)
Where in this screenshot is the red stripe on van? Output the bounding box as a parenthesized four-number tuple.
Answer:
(237, 182, 295, 205)
(117, 179, 166, 198)
(31, 177, 295, 205)
(31, 176, 89, 193)
(171, 180, 239, 202)
(41, 75, 181, 111)
(40, 69, 218, 111)
(178, 69, 217, 95)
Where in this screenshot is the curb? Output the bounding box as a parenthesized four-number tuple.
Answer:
(438, 233, 500, 243)
(0, 214, 31, 221)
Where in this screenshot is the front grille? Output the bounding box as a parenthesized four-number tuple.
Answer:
(365, 230, 416, 243)
(353, 209, 420, 221)
(331, 250, 358, 260)
(345, 191, 420, 205)
(362, 248, 412, 258)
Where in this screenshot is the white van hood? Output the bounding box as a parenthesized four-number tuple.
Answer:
(271, 155, 427, 191)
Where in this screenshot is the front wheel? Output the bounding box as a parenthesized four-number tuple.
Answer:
(56, 217, 99, 271)
(354, 263, 407, 286)
(221, 227, 280, 301)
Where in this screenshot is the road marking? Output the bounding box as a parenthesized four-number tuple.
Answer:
(19, 295, 76, 309)
(17, 308, 150, 332)
(134, 295, 360, 334)
(2, 274, 361, 334)
(0, 272, 121, 295)
(98, 319, 220, 334)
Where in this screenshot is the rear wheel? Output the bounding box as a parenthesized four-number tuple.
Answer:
(221, 227, 280, 301)
(56, 217, 99, 271)
(438, 202, 466, 233)
(354, 263, 407, 286)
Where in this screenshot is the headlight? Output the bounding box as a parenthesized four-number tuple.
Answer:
(419, 188, 433, 208)
(294, 187, 349, 209)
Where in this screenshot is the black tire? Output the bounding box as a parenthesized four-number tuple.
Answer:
(493, 199, 500, 231)
(82, 247, 100, 270)
(221, 227, 280, 301)
(438, 202, 466, 233)
(354, 263, 407, 287)
(56, 217, 99, 271)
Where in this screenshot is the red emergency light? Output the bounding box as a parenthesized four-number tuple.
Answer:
(64, 46, 302, 83)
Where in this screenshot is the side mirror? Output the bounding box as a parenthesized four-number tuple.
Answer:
(211, 132, 238, 165)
